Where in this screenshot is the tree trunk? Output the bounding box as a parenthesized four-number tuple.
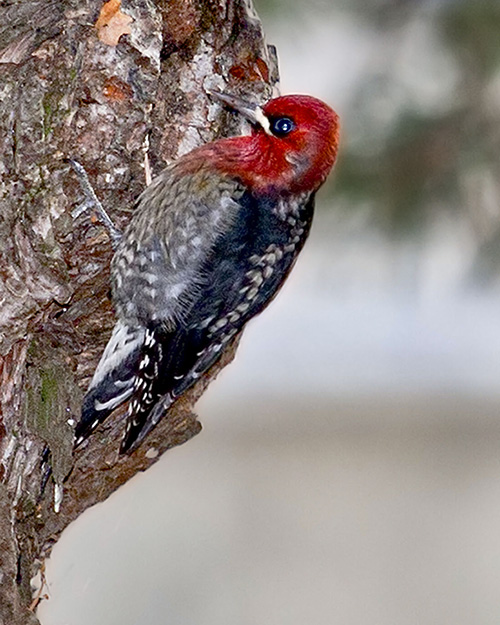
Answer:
(0, 1, 278, 622)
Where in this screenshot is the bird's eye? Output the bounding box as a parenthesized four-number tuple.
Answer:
(271, 117, 295, 137)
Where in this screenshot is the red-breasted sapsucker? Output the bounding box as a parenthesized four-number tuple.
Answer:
(75, 91, 340, 453)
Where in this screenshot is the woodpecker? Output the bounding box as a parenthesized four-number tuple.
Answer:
(75, 91, 340, 453)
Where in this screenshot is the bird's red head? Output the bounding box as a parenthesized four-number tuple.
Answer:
(257, 94, 340, 194)
(184, 92, 340, 197)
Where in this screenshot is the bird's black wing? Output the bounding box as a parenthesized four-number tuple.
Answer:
(75, 321, 144, 445)
(76, 168, 243, 448)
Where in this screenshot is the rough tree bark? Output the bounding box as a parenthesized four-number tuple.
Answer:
(0, 1, 278, 622)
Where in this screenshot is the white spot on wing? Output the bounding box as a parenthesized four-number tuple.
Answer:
(94, 387, 134, 412)
(89, 321, 145, 390)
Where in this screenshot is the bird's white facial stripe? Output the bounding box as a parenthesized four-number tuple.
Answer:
(255, 107, 272, 135)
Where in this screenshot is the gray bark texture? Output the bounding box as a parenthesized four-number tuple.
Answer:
(0, 1, 278, 622)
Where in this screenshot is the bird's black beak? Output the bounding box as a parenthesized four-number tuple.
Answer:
(207, 89, 272, 135)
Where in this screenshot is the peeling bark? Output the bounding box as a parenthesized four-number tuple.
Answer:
(0, 1, 278, 622)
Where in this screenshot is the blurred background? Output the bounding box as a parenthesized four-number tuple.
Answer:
(39, 1, 500, 624)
